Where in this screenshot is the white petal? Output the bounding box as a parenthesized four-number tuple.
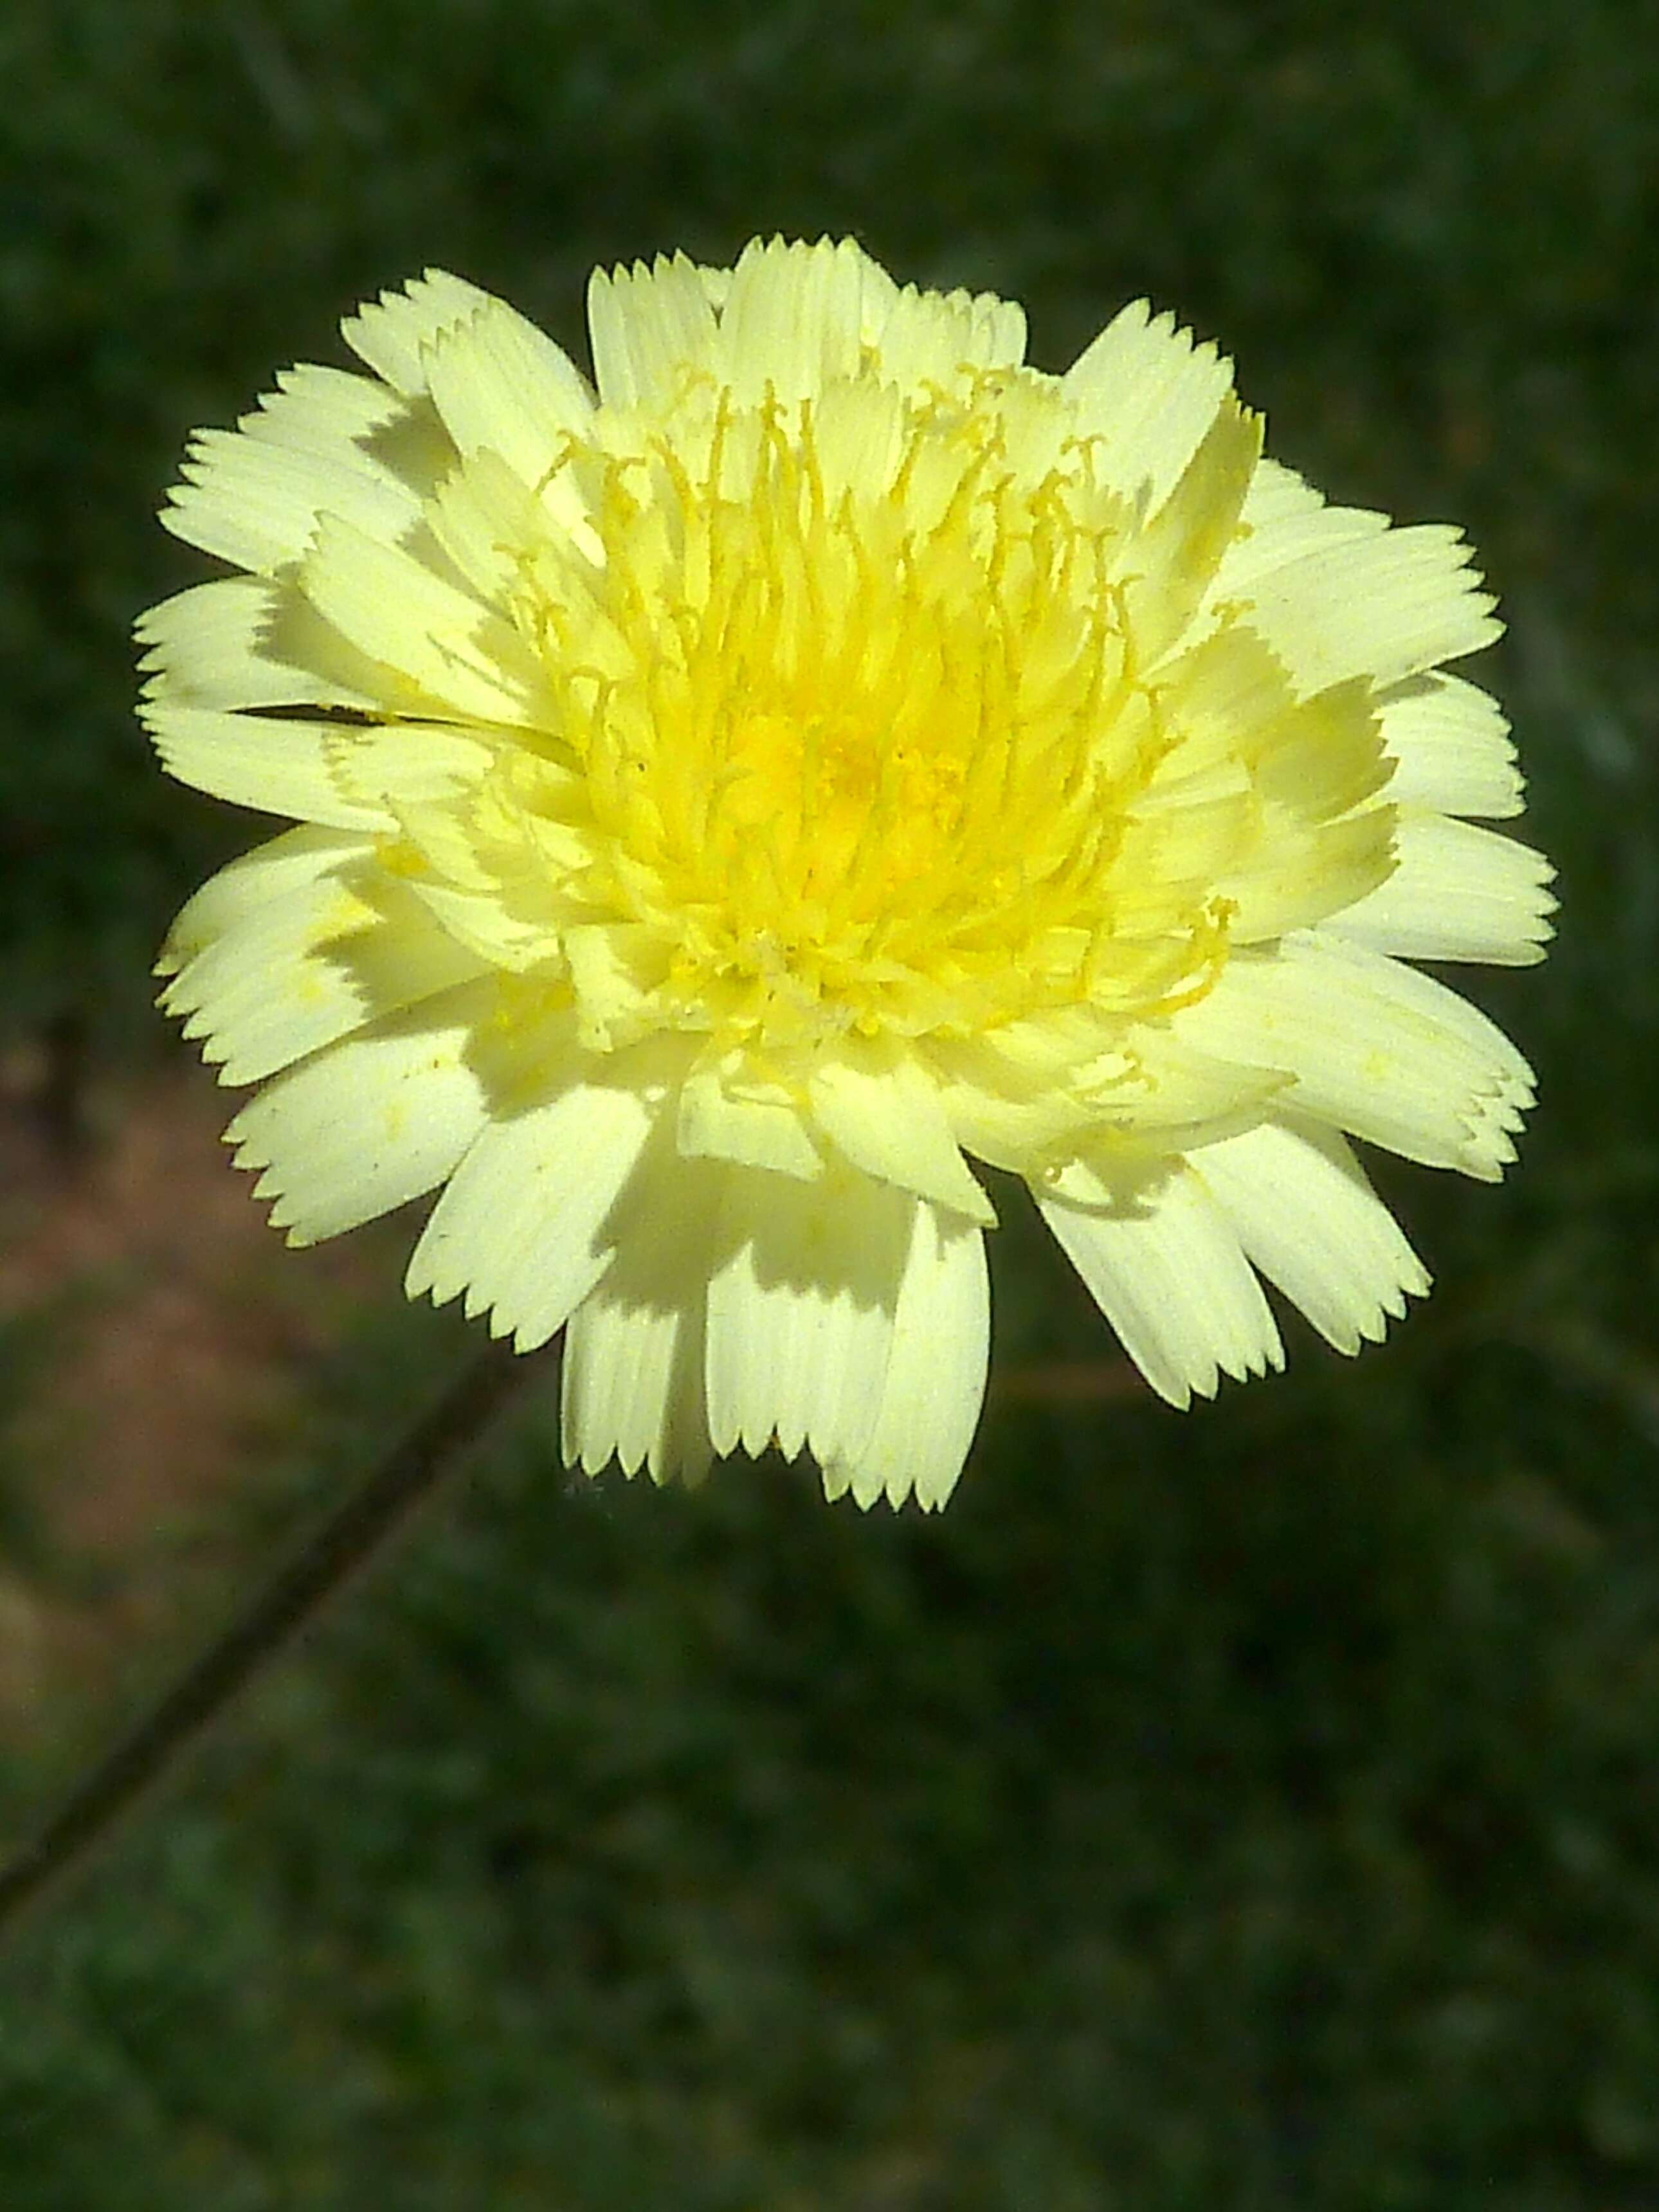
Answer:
(1237, 523, 1501, 694)
(296, 515, 549, 726)
(142, 700, 392, 830)
(162, 861, 486, 1084)
(341, 269, 496, 397)
(423, 297, 594, 490)
(1176, 936, 1536, 1180)
(586, 252, 723, 412)
(1327, 812, 1556, 966)
(823, 1203, 990, 1512)
(1375, 672, 1524, 820)
(559, 1148, 726, 1485)
(1062, 299, 1237, 513)
(808, 1042, 995, 1225)
(160, 366, 432, 575)
(1189, 1118, 1429, 1355)
(1036, 1164, 1284, 1409)
(705, 1166, 914, 1468)
(404, 1066, 656, 1350)
(224, 979, 498, 1245)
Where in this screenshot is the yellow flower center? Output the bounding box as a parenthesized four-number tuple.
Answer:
(504, 372, 1239, 1057)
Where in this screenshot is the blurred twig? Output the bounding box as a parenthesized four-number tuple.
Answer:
(991, 1357, 1143, 1407)
(0, 1334, 543, 1942)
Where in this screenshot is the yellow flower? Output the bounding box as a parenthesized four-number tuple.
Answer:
(140, 238, 1553, 1509)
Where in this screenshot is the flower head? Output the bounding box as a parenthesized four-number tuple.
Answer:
(141, 238, 1553, 1507)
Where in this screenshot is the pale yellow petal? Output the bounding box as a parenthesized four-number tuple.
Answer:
(561, 921, 677, 1047)
(296, 514, 550, 726)
(1375, 672, 1524, 820)
(808, 1041, 995, 1225)
(1157, 640, 1392, 825)
(1111, 1019, 1291, 1129)
(138, 577, 384, 714)
(160, 365, 433, 575)
(404, 1065, 655, 1349)
(1035, 1163, 1284, 1408)
(822, 1202, 989, 1512)
(676, 1060, 822, 1180)
(871, 278, 1027, 382)
(162, 863, 487, 1084)
(562, 1287, 714, 1487)
(705, 1164, 913, 1469)
(1190, 1117, 1430, 1354)
(331, 721, 497, 814)
(1237, 523, 1501, 694)
(341, 268, 496, 397)
(399, 874, 565, 976)
(717, 236, 876, 402)
(929, 1012, 1287, 1176)
(224, 978, 499, 1245)
(424, 444, 603, 601)
(1176, 935, 1536, 1179)
(586, 251, 723, 413)
(142, 700, 393, 831)
(925, 1035, 1102, 1176)
(1118, 396, 1263, 665)
(156, 825, 374, 976)
(1327, 813, 1556, 966)
(422, 296, 594, 490)
(1062, 299, 1236, 514)
(1220, 805, 1397, 944)
(1223, 462, 1390, 593)
(560, 1145, 726, 1484)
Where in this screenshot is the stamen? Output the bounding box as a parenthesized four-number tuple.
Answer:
(512, 366, 1251, 1054)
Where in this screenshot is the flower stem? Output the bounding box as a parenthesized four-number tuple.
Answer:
(0, 1333, 542, 1942)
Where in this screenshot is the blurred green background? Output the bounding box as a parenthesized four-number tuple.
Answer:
(1, 0, 1656, 2204)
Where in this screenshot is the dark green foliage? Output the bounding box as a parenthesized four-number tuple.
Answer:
(5, 1298, 1659, 2208)
(2, 0, 1658, 2202)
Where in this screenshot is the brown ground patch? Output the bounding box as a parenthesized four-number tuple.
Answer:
(0, 1051, 386, 1725)
(0, 1047, 1141, 1735)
